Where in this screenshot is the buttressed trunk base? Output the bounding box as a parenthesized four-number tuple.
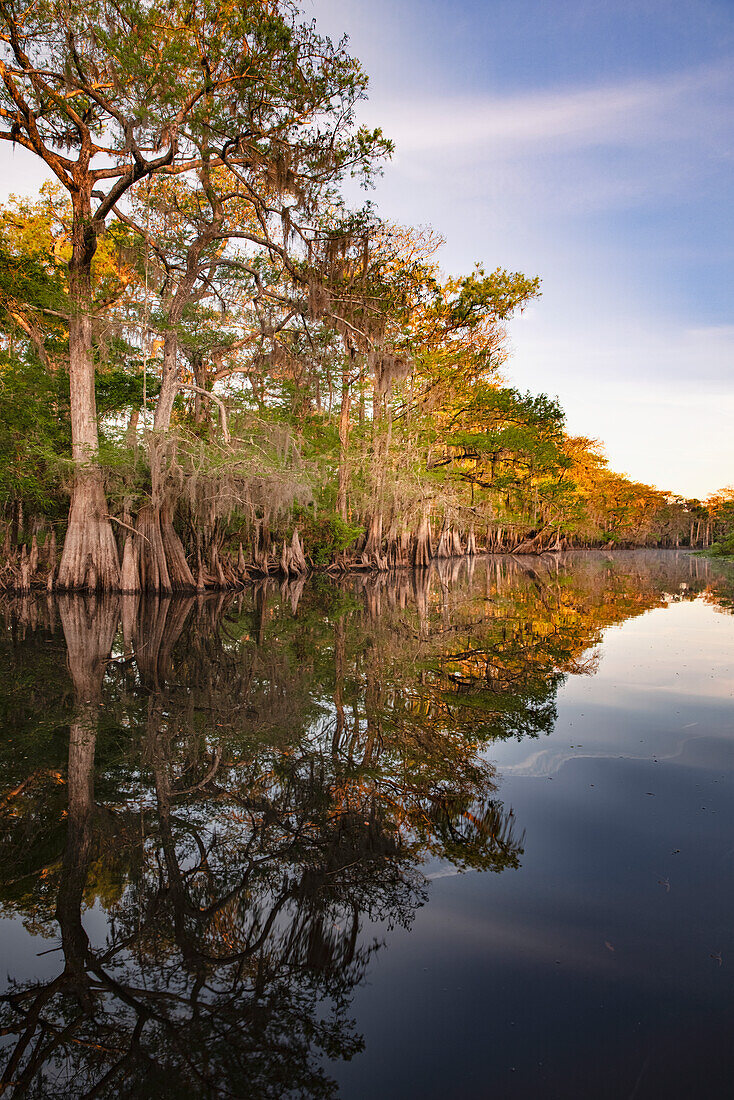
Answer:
(58, 214, 120, 591)
(57, 470, 121, 590)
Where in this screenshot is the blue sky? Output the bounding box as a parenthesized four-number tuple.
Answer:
(308, 0, 734, 498)
(2, 0, 732, 497)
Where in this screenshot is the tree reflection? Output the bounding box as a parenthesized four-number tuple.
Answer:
(0, 550, 728, 1096)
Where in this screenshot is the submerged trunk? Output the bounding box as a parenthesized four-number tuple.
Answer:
(55, 597, 118, 1000)
(132, 596, 193, 692)
(57, 471, 121, 591)
(362, 512, 386, 569)
(161, 502, 195, 588)
(136, 502, 173, 592)
(280, 529, 308, 576)
(132, 439, 195, 593)
(332, 617, 347, 757)
(57, 203, 120, 591)
(513, 528, 545, 555)
(55, 700, 97, 1000)
(412, 566, 430, 637)
(412, 510, 433, 568)
(120, 534, 140, 593)
(149, 731, 199, 961)
(436, 525, 452, 559)
(385, 520, 410, 569)
(134, 502, 196, 593)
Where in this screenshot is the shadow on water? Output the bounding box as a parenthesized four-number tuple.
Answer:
(0, 551, 731, 1096)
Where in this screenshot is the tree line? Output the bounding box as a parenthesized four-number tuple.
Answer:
(1, 0, 731, 592)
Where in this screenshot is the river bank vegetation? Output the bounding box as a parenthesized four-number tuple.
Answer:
(1, 0, 732, 593)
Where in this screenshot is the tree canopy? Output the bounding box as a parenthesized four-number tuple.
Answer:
(0, 0, 727, 592)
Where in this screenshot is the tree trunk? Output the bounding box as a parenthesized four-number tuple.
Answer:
(19, 544, 31, 592)
(57, 203, 120, 590)
(133, 438, 195, 592)
(136, 502, 173, 592)
(57, 472, 121, 591)
(160, 502, 195, 589)
(192, 353, 210, 428)
(385, 519, 408, 568)
(362, 512, 385, 568)
(154, 333, 179, 431)
(125, 406, 140, 448)
(436, 525, 452, 558)
(120, 534, 141, 593)
(337, 367, 352, 521)
(288, 529, 308, 575)
(412, 510, 433, 567)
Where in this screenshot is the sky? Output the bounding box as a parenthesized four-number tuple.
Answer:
(306, 0, 734, 499)
(1, 0, 732, 498)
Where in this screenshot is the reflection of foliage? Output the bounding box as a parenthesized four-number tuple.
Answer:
(705, 488, 734, 558)
(701, 559, 734, 614)
(0, 550, 730, 1095)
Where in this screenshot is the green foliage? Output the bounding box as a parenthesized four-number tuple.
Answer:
(0, 0, 709, 563)
(0, 240, 66, 324)
(0, 189, 69, 372)
(709, 533, 734, 557)
(707, 491, 734, 555)
(449, 267, 541, 325)
(0, 354, 70, 516)
(95, 366, 160, 417)
(295, 507, 363, 564)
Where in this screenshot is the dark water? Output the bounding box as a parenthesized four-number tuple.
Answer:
(0, 551, 733, 1098)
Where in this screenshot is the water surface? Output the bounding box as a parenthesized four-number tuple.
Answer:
(0, 551, 733, 1097)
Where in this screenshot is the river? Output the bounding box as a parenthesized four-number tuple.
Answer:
(0, 550, 732, 1098)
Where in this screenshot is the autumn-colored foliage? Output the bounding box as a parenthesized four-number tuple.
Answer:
(0, 3, 728, 588)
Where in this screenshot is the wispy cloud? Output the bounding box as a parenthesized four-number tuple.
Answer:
(366, 60, 734, 160)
